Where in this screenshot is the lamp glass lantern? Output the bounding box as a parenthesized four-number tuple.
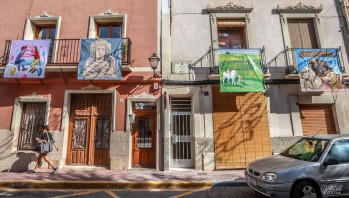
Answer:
(129, 113, 135, 130)
(148, 53, 160, 78)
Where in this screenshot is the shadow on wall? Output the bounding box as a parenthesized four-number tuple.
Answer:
(1, 152, 36, 173)
(212, 91, 270, 168)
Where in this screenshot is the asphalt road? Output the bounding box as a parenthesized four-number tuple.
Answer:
(0, 185, 265, 198)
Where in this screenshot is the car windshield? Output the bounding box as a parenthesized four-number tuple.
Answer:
(281, 138, 329, 162)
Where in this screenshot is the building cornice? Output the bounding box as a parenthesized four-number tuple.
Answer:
(277, 2, 323, 13)
(207, 2, 253, 13)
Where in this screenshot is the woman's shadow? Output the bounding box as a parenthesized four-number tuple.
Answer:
(1, 152, 37, 173)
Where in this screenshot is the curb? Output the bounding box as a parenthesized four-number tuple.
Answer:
(212, 179, 247, 187)
(0, 180, 214, 189)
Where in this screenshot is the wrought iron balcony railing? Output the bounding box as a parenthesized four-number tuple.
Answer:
(188, 47, 267, 75)
(1, 38, 132, 66)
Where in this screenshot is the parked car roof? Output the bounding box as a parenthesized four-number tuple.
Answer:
(303, 134, 349, 140)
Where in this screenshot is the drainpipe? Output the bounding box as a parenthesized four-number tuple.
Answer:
(162, 90, 166, 171)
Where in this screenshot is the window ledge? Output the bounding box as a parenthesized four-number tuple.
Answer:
(0, 65, 134, 73)
(343, 73, 349, 84)
(208, 74, 219, 80)
(207, 73, 271, 80)
(264, 73, 271, 80)
(284, 74, 299, 80)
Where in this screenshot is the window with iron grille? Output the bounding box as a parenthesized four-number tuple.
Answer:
(18, 103, 46, 150)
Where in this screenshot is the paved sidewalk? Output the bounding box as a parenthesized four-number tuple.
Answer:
(0, 168, 246, 189)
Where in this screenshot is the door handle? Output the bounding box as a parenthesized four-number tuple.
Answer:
(171, 134, 177, 144)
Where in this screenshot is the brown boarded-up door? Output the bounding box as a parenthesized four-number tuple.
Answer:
(212, 87, 271, 169)
(299, 104, 337, 136)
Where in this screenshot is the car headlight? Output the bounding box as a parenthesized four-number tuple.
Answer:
(261, 172, 278, 181)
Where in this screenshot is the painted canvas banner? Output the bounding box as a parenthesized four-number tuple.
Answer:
(218, 49, 265, 92)
(294, 49, 345, 92)
(78, 38, 122, 80)
(4, 40, 51, 78)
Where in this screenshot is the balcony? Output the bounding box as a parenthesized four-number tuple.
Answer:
(0, 38, 132, 72)
(206, 47, 270, 81)
(265, 47, 347, 81)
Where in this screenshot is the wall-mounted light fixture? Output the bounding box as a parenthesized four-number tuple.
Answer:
(148, 53, 160, 78)
(129, 113, 135, 130)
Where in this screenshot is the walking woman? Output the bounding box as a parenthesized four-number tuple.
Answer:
(28, 125, 59, 174)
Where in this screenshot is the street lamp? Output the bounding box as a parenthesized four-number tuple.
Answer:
(148, 53, 160, 78)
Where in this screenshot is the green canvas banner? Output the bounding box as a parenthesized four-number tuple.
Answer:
(217, 49, 265, 92)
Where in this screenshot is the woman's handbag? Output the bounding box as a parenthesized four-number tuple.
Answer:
(40, 133, 53, 153)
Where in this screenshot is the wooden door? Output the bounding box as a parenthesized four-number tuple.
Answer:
(299, 104, 336, 136)
(212, 86, 271, 169)
(132, 112, 156, 168)
(93, 95, 112, 165)
(67, 94, 112, 166)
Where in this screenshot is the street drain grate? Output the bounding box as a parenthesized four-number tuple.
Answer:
(198, 173, 207, 176)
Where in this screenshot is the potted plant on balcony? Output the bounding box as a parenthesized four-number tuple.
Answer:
(122, 43, 128, 62)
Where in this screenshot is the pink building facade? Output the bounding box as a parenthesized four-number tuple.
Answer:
(0, 0, 163, 171)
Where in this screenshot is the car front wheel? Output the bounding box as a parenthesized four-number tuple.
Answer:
(291, 181, 320, 198)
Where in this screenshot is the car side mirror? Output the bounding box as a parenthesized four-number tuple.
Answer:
(323, 158, 340, 166)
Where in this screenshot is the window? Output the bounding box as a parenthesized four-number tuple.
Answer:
(35, 26, 56, 39)
(133, 102, 156, 110)
(11, 93, 51, 152)
(207, 5, 254, 49)
(24, 15, 61, 64)
(217, 19, 247, 49)
(18, 103, 47, 150)
(277, 3, 325, 48)
(24, 15, 61, 40)
(287, 19, 318, 48)
(88, 12, 126, 38)
(98, 24, 122, 38)
(137, 115, 154, 148)
(281, 138, 329, 162)
(326, 140, 349, 163)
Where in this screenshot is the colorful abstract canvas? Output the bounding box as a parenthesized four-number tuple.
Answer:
(4, 40, 51, 78)
(78, 38, 123, 80)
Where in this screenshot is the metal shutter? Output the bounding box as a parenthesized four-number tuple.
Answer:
(299, 104, 337, 136)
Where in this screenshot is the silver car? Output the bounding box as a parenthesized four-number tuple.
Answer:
(245, 134, 349, 198)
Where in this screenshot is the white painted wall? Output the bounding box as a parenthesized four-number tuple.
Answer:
(162, 0, 349, 169)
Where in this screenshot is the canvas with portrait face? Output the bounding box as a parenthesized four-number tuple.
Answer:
(78, 38, 123, 80)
